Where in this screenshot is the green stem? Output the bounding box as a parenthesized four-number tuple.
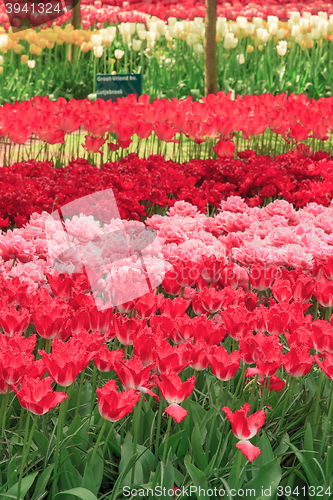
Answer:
(50, 391, 67, 497)
(155, 397, 164, 454)
(276, 376, 293, 435)
(234, 448, 243, 491)
(75, 369, 86, 418)
(319, 380, 333, 458)
(102, 421, 116, 456)
(90, 418, 108, 467)
(17, 413, 37, 500)
(0, 386, 10, 437)
(161, 415, 172, 463)
(314, 370, 325, 435)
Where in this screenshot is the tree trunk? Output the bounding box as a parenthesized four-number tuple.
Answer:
(204, 0, 218, 96)
(69, 0, 81, 62)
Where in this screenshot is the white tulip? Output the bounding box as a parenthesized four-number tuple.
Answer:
(237, 53, 245, 64)
(138, 30, 147, 40)
(267, 16, 279, 24)
(91, 34, 103, 47)
(276, 41, 287, 56)
(165, 30, 173, 42)
(257, 28, 269, 42)
(236, 16, 247, 29)
(132, 39, 142, 51)
(230, 23, 239, 35)
(319, 20, 328, 35)
(295, 33, 303, 44)
(186, 33, 200, 46)
(290, 11, 301, 23)
(299, 18, 309, 31)
(269, 23, 278, 36)
(168, 17, 177, 27)
(245, 23, 255, 36)
(93, 45, 103, 58)
(312, 27, 320, 39)
(253, 17, 263, 29)
(303, 12, 311, 20)
(0, 35, 8, 49)
(318, 11, 328, 20)
(330, 15, 333, 26)
(27, 60, 35, 68)
(310, 16, 320, 28)
(114, 49, 124, 59)
(277, 29, 285, 39)
(224, 32, 238, 49)
(291, 25, 300, 37)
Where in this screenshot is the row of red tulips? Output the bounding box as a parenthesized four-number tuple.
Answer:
(0, 150, 333, 229)
(1, 94, 333, 153)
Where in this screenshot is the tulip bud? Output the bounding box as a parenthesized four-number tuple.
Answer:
(132, 39, 142, 51)
(299, 18, 310, 31)
(276, 40, 287, 56)
(237, 53, 245, 64)
(27, 60, 35, 69)
(269, 23, 278, 36)
(290, 11, 301, 24)
(114, 49, 124, 59)
(93, 45, 103, 57)
(21, 54, 28, 64)
(0, 34, 8, 49)
(247, 44, 254, 53)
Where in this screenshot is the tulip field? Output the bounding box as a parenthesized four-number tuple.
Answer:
(3, 1, 333, 500)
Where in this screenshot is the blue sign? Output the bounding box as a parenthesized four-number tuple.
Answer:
(96, 74, 142, 101)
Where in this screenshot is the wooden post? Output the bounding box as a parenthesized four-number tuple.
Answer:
(204, 0, 218, 96)
(69, 0, 81, 62)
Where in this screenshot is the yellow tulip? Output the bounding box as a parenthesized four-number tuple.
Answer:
(35, 46, 42, 56)
(39, 39, 47, 49)
(14, 43, 23, 54)
(0, 67, 3, 74)
(21, 55, 29, 64)
(247, 44, 254, 53)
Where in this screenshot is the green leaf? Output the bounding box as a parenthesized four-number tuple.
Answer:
(119, 432, 143, 486)
(184, 461, 208, 500)
(53, 487, 98, 500)
(6, 456, 17, 490)
(242, 459, 282, 499)
(304, 422, 315, 461)
(2, 471, 38, 500)
(191, 424, 208, 471)
(287, 442, 319, 488)
(252, 432, 274, 476)
(110, 454, 139, 500)
(31, 465, 54, 500)
(81, 465, 97, 496)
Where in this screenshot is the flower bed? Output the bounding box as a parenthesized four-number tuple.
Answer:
(2, 150, 333, 228)
(0, 197, 333, 497)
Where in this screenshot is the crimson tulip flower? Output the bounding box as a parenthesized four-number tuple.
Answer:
(93, 345, 124, 372)
(39, 336, 97, 387)
(96, 379, 140, 422)
(114, 356, 159, 400)
(282, 347, 314, 377)
(316, 353, 333, 380)
(82, 135, 107, 155)
(314, 277, 333, 307)
(209, 346, 240, 381)
(312, 320, 333, 353)
(222, 403, 265, 462)
(13, 377, 68, 415)
(154, 370, 195, 423)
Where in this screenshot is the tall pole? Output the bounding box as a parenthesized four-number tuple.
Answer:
(204, 0, 218, 96)
(69, 0, 81, 62)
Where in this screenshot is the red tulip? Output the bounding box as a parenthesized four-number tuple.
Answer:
(154, 370, 195, 422)
(222, 403, 265, 462)
(282, 347, 314, 377)
(209, 346, 240, 381)
(96, 379, 140, 422)
(314, 277, 333, 307)
(13, 377, 68, 415)
(114, 356, 158, 400)
(93, 345, 124, 372)
(213, 139, 235, 157)
(312, 320, 333, 354)
(82, 135, 107, 155)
